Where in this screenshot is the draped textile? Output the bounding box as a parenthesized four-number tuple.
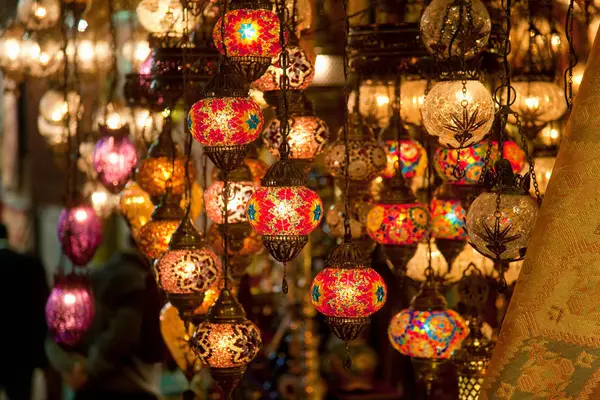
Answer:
(481, 29, 600, 399)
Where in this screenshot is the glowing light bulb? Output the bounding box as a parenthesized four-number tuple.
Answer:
(524, 96, 539, 110)
(376, 95, 390, 107)
(74, 209, 88, 222)
(106, 113, 122, 130)
(77, 19, 88, 32)
(34, 6, 47, 18)
(5, 38, 21, 60)
(63, 293, 76, 305)
(78, 40, 94, 61)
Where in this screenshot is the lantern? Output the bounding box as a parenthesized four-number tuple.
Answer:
(434, 141, 525, 184)
(121, 33, 151, 73)
(45, 275, 94, 347)
(422, 80, 494, 149)
(400, 80, 427, 126)
(137, 191, 185, 260)
(155, 217, 221, 319)
(119, 182, 155, 238)
(431, 197, 467, 241)
(93, 102, 132, 132)
(93, 125, 138, 194)
(192, 289, 262, 397)
(83, 181, 119, 219)
(17, 0, 61, 31)
(348, 80, 394, 129)
(406, 239, 457, 283)
(510, 80, 567, 135)
(188, 73, 264, 171)
(58, 203, 102, 266)
(38, 89, 81, 147)
(136, 118, 194, 203)
(380, 113, 427, 180)
(247, 160, 323, 268)
(466, 191, 539, 262)
(253, 42, 315, 92)
(0, 24, 24, 79)
(64, 25, 111, 76)
(454, 243, 523, 286)
(388, 279, 469, 392)
(263, 116, 329, 163)
(208, 223, 263, 258)
(529, 156, 555, 196)
(136, 0, 201, 43)
(324, 114, 387, 184)
(326, 195, 373, 241)
(420, 0, 491, 59)
(213, 1, 282, 82)
(311, 241, 387, 346)
(205, 165, 257, 225)
(21, 30, 63, 78)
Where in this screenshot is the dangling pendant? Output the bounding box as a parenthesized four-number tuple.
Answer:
(343, 342, 352, 370)
(282, 262, 289, 294)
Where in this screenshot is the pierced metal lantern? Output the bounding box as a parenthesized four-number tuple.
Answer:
(192, 288, 262, 398)
(93, 124, 138, 194)
(311, 241, 387, 344)
(213, 0, 282, 83)
(45, 274, 94, 348)
(58, 202, 102, 267)
(155, 217, 222, 320)
(188, 72, 263, 171)
(137, 190, 185, 260)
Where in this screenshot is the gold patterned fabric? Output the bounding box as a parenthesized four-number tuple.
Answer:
(481, 30, 600, 399)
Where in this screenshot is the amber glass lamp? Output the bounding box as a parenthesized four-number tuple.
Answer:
(311, 241, 387, 351)
(155, 217, 221, 319)
(137, 190, 185, 260)
(213, 0, 282, 82)
(422, 80, 494, 149)
(136, 116, 194, 204)
(188, 72, 264, 171)
(192, 288, 262, 398)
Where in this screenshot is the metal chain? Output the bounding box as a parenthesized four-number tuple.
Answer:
(515, 113, 542, 203)
(565, 0, 577, 112)
(61, 3, 73, 204)
(342, 0, 352, 241)
(106, 0, 118, 112)
(277, 0, 291, 160)
(181, 1, 193, 217)
(222, 171, 231, 290)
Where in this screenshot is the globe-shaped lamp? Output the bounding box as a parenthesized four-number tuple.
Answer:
(205, 164, 257, 225)
(263, 115, 329, 163)
(58, 202, 102, 266)
(213, 3, 282, 82)
(466, 192, 539, 261)
(83, 181, 119, 219)
(45, 275, 95, 348)
(400, 80, 427, 126)
(155, 217, 222, 318)
(21, 30, 63, 78)
(422, 80, 494, 149)
(17, 0, 61, 31)
(311, 241, 387, 344)
(510, 80, 567, 135)
(137, 0, 202, 44)
(253, 43, 315, 92)
(93, 125, 138, 194)
(0, 24, 24, 79)
(137, 191, 185, 260)
(380, 113, 427, 180)
(324, 114, 387, 183)
(420, 0, 491, 59)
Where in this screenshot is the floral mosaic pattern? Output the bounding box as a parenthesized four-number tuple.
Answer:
(192, 320, 262, 368)
(263, 116, 329, 160)
(366, 203, 430, 245)
(253, 45, 315, 91)
(382, 139, 427, 180)
(58, 205, 102, 266)
(430, 198, 467, 240)
(155, 248, 221, 294)
(247, 186, 323, 236)
(137, 220, 180, 260)
(188, 96, 263, 147)
(388, 309, 469, 358)
(311, 267, 387, 318)
(213, 9, 282, 58)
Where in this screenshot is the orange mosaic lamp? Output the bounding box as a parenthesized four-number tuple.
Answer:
(188, 72, 263, 171)
(379, 113, 427, 181)
(430, 184, 468, 265)
(213, 0, 282, 83)
(137, 189, 185, 260)
(155, 217, 222, 319)
(311, 240, 386, 365)
(136, 116, 195, 204)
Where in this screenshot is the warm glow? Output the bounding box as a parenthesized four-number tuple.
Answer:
(376, 95, 390, 107)
(74, 209, 88, 222)
(524, 96, 540, 110)
(63, 293, 76, 305)
(5, 38, 21, 60)
(78, 40, 94, 61)
(106, 112, 122, 130)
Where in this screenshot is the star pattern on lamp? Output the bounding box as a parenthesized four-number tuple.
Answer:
(312, 285, 321, 302)
(239, 23, 257, 40)
(247, 114, 260, 130)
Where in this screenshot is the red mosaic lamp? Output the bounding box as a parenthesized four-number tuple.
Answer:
(379, 113, 427, 181)
(155, 217, 222, 320)
(311, 239, 387, 366)
(213, 0, 282, 83)
(188, 70, 264, 171)
(431, 184, 468, 266)
(93, 124, 138, 194)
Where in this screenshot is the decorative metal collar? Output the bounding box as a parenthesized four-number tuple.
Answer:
(261, 159, 306, 187)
